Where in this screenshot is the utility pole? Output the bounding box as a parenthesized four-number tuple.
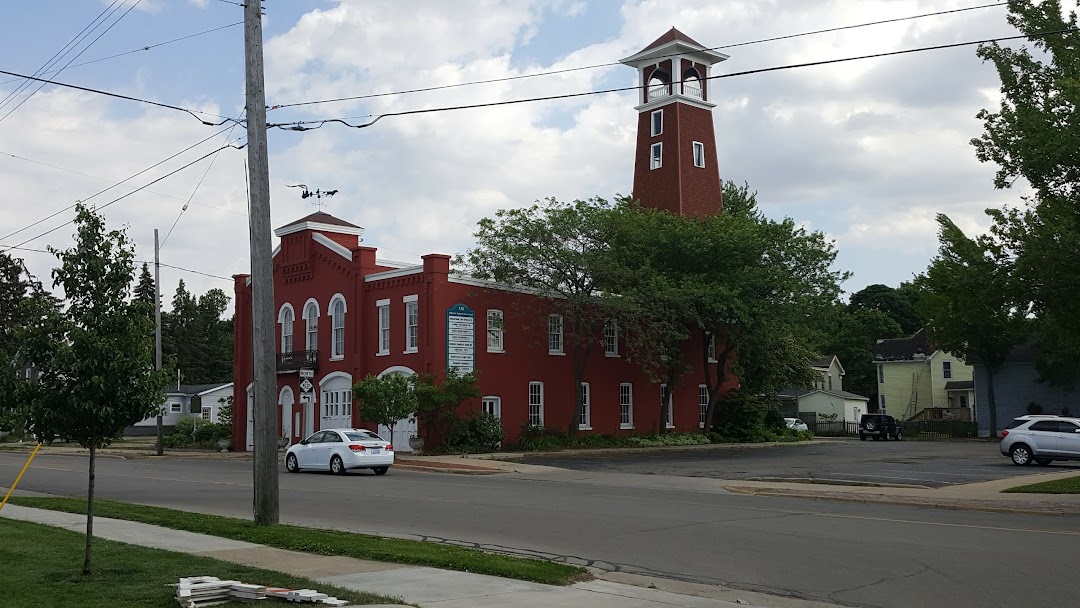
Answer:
(244, 0, 279, 526)
(154, 229, 164, 457)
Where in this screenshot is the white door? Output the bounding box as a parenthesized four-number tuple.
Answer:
(279, 387, 295, 448)
(378, 416, 417, 453)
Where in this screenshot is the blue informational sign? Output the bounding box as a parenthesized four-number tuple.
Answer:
(446, 303, 475, 374)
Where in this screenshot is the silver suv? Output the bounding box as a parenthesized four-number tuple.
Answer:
(1000, 415, 1080, 466)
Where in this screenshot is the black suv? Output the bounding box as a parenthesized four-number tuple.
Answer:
(859, 414, 902, 441)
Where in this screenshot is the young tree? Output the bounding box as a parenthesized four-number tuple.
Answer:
(916, 215, 1027, 437)
(353, 373, 418, 441)
(461, 198, 619, 435)
(412, 369, 480, 449)
(133, 263, 155, 309)
(21, 203, 168, 575)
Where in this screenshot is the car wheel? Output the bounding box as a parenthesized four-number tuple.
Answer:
(1034, 458, 1053, 466)
(285, 453, 300, 473)
(330, 455, 346, 475)
(859, 434, 866, 441)
(864, 419, 878, 431)
(1010, 444, 1033, 466)
(373, 466, 389, 476)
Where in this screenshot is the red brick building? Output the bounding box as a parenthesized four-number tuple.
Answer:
(230, 28, 734, 451)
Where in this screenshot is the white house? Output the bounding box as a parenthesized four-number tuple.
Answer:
(127, 382, 233, 435)
(780, 355, 870, 423)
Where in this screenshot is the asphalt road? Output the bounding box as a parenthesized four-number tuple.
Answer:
(521, 440, 1080, 487)
(2, 451, 1079, 608)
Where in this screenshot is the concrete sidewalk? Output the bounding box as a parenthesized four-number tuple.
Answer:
(0, 504, 836, 608)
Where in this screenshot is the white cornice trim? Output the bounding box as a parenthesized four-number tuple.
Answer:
(272, 244, 280, 259)
(275, 220, 365, 239)
(312, 232, 353, 261)
(447, 273, 564, 298)
(620, 40, 729, 66)
(635, 94, 715, 113)
(364, 266, 423, 282)
(376, 258, 416, 269)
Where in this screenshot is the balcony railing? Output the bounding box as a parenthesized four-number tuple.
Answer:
(683, 82, 703, 99)
(277, 349, 318, 372)
(647, 85, 671, 101)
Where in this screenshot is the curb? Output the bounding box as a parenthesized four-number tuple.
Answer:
(393, 463, 502, 475)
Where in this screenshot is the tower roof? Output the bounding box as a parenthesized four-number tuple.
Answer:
(641, 27, 705, 53)
(620, 27, 728, 66)
(274, 211, 365, 238)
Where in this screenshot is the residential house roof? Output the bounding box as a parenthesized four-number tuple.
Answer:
(778, 387, 869, 401)
(171, 383, 232, 396)
(873, 328, 933, 361)
(944, 380, 974, 391)
(640, 27, 706, 52)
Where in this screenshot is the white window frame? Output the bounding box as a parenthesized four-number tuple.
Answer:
(707, 333, 717, 363)
(699, 385, 709, 428)
(878, 364, 884, 384)
(278, 304, 295, 353)
(548, 314, 564, 355)
(619, 383, 633, 429)
(303, 300, 319, 352)
(661, 384, 673, 429)
(879, 394, 886, 412)
(650, 109, 663, 137)
(528, 382, 544, 427)
(201, 405, 212, 422)
(329, 294, 346, 360)
(692, 141, 705, 168)
(579, 382, 591, 430)
(828, 375, 833, 391)
(482, 396, 502, 418)
(377, 299, 390, 356)
(404, 295, 419, 354)
(487, 309, 504, 353)
(942, 361, 952, 379)
(650, 142, 662, 170)
(604, 319, 619, 357)
(170, 401, 182, 414)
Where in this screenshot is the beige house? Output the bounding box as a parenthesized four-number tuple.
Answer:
(780, 355, 870, 423)
(873, 329, 975, 421)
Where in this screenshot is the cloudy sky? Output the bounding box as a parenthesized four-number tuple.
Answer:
(0, 0, 1040, 309)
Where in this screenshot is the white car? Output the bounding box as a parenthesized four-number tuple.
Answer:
(285, 428, 394, 475)
(785, 418, 809, 432)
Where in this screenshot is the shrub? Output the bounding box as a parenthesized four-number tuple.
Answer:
(163, 416, 231, 449)
(447, 412, 505, 454)
(515, 425, 571, 451)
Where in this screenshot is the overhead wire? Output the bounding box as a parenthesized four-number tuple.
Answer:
(0, 244, 232, 282)
(267, 28, 1079, 132)
(267, 1, 1008, 112)
(0, 0, 143, 124)
(0, 22, 243, 87)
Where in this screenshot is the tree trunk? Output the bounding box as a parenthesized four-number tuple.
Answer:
(986, 365, 999, 439)
(82, 443, 96, 576)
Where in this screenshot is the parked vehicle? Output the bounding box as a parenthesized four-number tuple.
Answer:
(285, 428, 394, 475)
(859, 413, 902, 441)
(785, 418, 808, 432)
(1000, 416, 1080, 466)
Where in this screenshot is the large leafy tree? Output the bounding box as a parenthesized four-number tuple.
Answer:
(0, 252, 58, 436)
(461, 197, 620, 434)
(21, 203, 168, 575)
(916, 215, 1027, 436)
(353, 373, 418, 440)
(972, 0, 1080, 386)
(161, 281, 233, 384)
(815, 305, 903, 400)
(412, 369, 479, 449)
(848, 284, 923, 335)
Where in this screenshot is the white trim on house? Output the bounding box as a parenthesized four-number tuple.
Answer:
(311, 232, 353, 260)
(692, 141, 705, 168)
(275, 221, 365, 239)
(650, 108, 663, 136)
(377, 365, 417, 378)
(377, 299, 390, 356)
(650, 142, 663, 170)
(272, 245, 280, 259)
(403, 295, 419, 354)
(621, 39, 729, 68)
(619, 382, 634, 429)
(196, 383, 233, 397)
(329, 293, 346, 360)
(579, 382, 592, 430)
(365, 265, 424, 282)
(277, 302, 295, 324)
(446, 273, 564, 298)
(528, 381, 544, 427)
(301, 298, 321, 319)
(487, 309, 504, 353)
(634, 94, 716, 113)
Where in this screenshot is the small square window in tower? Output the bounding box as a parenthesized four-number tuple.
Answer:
(651, 109, 663, 136)
(693, 141, 705, 168)
(650, 142, 662, 170)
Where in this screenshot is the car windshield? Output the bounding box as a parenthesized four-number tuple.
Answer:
(344, 431, 382, 441)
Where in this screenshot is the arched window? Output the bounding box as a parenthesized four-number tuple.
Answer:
(278, 304, 295, 353)
(302, 299, 319, 351)
(329, 294, 346, 359)
(647, 70, 670, 101)
(683, 68, 702, 99)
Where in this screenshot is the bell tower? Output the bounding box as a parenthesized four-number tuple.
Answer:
(621, 28, 728, 216)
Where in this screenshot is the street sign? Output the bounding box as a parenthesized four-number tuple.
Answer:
(299, 393, 313, 403)
(299, 369, 314, 379)
(299, 379, 314, 393)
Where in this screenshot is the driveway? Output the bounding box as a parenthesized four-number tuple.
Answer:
(519, 439, 1080, 488)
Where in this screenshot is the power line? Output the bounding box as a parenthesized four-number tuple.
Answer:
(0, 150, 246, 217)
(268, 28, 1077, 132)
(1, 143, 242, 255)
(268, 1, 1008, 112)
(0, 67, 237, 125)
(0, 244, 232, 282)
(0, 22, 243, 87)
(0, 0, 143, 124)
(0, 125, 236, 243)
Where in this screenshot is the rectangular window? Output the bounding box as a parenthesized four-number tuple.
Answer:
(487, 309, 504, 352)
(604, 319, 618, 356)
(959, 394, 968, 408)
(548, 314, 563, 354)
(170, 401, 182, 414)
(661, 384, 673, 428)
(692, 141, 705, 168)
(377, 300, 390, 355)
(879, 394, 886, 412)
(650, 142, 662, 170)
(306, 316, 318, 351)
(619, 383, 633, 428)
(282, 320, 293, 353)
(331, 300, 345, 359)
(707, 333, 717, 363)
(579, 382, 591, 429)
(877, 364, 884, 384)
(650, 109, 663, 136)
(528, 382, 544, 427)
(482, 396, 501, 418)
(828, 375, 833, 391)
(699, 385, 709, 428)
(942, 361, 952, 379)
(201, 406, 212, 422)
(404, 296, 419, 353)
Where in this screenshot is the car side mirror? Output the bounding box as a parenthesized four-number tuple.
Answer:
(299, 439, 308, 445)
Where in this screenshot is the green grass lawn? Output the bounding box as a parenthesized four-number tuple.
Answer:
(0, 517, 401, 607)
(1002, 475, 1080, 494)
(11, 497, 588, 585)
